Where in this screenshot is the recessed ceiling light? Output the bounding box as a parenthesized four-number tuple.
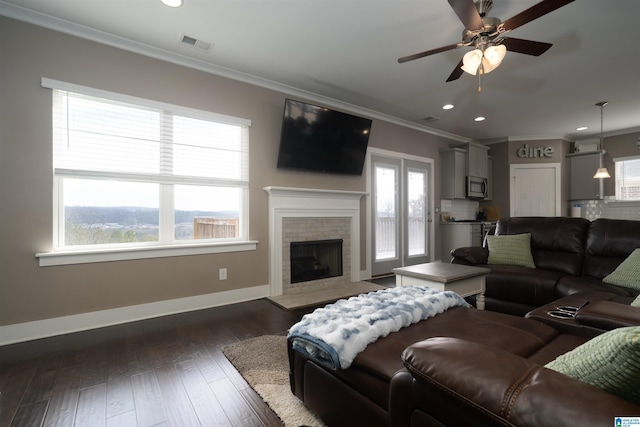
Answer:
(442, 104, 454, 110)
(575, 126, 588, 131)
(474, 116, 485, 122)
(161, 0, 183, 7)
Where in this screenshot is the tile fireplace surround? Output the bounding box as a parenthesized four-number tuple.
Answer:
(264, 186, 366, 297)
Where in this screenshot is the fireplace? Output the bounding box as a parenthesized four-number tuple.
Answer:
(290, 239, 343, 284)
(264, 186, 366, 296)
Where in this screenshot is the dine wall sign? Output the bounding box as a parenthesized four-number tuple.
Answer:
(516, 143, 555, 158)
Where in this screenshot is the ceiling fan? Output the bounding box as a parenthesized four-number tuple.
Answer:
(398, 0, 575, 83)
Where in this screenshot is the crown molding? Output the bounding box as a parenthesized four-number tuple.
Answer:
(0, 1, 472, 144)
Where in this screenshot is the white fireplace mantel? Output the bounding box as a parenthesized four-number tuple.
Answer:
(264, 186, 367, 296)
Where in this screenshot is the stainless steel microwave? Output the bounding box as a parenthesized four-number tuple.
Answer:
(466, 176, 487, 199)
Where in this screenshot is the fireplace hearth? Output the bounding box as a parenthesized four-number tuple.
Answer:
(290, 239, 343, 284)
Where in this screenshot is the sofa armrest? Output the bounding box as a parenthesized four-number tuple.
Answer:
(575, 300, 640, 330)
(390, 337, 640, 427)
(450, 246, 488, 265)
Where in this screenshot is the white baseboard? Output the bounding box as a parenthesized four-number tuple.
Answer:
(0, 284, 271, 346)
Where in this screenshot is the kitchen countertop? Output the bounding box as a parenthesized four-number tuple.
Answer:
(440, 220, 496, 225)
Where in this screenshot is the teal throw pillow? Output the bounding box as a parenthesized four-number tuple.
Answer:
(486, 233, 535, 269)
(603, 248, 640, 292)
(545, 326, 640, 405)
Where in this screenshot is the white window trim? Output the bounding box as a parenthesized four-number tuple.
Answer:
(38, 78, 255, 265)
(36, 240, 258, 267)
(612, 154, 640, 203)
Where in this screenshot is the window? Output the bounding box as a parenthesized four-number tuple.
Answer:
(41, 79, 252, 263)
(615, 156, 640, 201)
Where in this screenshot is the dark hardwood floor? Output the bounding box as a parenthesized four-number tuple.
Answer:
(0, 298, 317, 427)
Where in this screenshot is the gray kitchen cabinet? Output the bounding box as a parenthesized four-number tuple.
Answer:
(568, 151, 604, 200)
(485, 156, 493, 201)
(467, 143, 489, 178)
(440, 148, 466, 199)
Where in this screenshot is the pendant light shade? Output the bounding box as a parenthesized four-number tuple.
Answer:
(593, 167, 611, 179)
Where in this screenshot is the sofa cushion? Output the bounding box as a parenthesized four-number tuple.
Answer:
(602, 248, 640, 291)
(632, 294, 640, 307)
(583, 219, 640, 280)
(545, 326, 640, 405)
(556, 275, 639, 299)
(483, 264, 563, 307)
(495, 217, 590, 276)
(486, 233, 535, 268)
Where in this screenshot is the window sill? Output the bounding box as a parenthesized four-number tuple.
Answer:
(604, 200, 640, 208)
(36, 240, 258, 267)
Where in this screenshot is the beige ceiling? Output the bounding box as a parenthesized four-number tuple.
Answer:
(2, 0, 639, 142)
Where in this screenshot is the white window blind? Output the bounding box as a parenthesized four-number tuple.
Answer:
(45, 78, 250, 186)
(614, 156, 640, 201)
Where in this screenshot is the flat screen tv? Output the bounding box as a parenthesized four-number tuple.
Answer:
(276, 99, 372, 175)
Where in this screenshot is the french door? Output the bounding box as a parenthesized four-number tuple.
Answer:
(370, 154, 432, 276)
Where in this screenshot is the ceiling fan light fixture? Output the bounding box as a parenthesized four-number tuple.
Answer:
(484, 44, 506, 65)
(480, 57, 500, 73)
(462, 49, 483, 75)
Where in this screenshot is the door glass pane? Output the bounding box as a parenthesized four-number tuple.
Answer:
(375, 164, 397, 261)
(407, 169, 426, 256)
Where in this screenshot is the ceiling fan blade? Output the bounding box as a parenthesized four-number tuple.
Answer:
(501, 37, 552, 56)
(448, 0, 484, 31)
(446, 59, 465, 82)
(398, 43, 460, 64)
(500, 0, 575, 32)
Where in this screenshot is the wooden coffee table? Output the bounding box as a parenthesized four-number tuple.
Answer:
(392, 261, 490, 310)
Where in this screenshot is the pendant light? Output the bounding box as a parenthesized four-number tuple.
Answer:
(593, 101, 611, 179)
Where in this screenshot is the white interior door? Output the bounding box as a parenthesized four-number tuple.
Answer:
(510, 163, 561, 217)
(370, 154, 432, 276)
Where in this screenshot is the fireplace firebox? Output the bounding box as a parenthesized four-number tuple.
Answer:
(290, 239, 343, 284)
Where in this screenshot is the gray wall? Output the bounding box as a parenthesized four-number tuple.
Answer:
(0, 16, 451, 327)
(483, 136, 640, 219)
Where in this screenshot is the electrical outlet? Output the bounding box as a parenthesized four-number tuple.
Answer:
(219, 268, 227, 281)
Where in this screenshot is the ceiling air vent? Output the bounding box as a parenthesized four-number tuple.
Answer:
(179, 34, 213, 52)
(422, 116, 441, 123)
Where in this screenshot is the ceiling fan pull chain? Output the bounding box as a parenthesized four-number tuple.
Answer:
(478, 64, 483, 93)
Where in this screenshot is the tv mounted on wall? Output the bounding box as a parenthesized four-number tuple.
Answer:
(276, 99, 372, 175)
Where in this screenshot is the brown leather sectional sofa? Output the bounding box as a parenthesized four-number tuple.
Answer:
(451, 217, 640, 315)
(288, 217, 640, 426)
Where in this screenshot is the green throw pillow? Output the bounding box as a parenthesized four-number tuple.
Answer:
(603, 248, 640, 292)
(545, 326, 640, 405)
(486, 233, 535, 268)
(631, 294, 640, 308)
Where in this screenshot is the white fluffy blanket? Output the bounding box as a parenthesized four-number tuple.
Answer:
(288, 286, 469, 370)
